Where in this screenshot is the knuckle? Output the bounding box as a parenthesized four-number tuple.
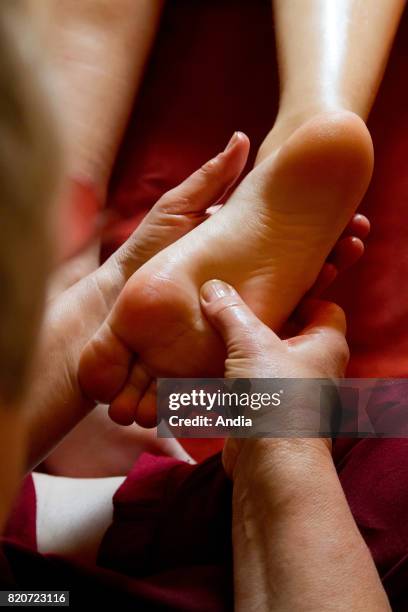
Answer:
(338, 337, 350, 367)
(324, 301, 346, 324)
(324, 337, 350, 377)
(315, 300, 347, 335)
(157, 190, 191, 213)
(199, 157, 222, 180)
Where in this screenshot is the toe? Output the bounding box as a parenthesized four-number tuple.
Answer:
(78, 319, 132, 403)
(135, 381, 157, 428)
(328, 235, 364, 270)
(109, 362, 151, 426)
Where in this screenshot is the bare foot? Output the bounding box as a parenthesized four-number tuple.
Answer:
(78, 111, 373, 426)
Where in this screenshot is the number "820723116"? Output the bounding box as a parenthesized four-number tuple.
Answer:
(1, 591, 69, 606)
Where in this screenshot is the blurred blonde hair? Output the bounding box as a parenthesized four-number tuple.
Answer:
(0, 1, 60, 403)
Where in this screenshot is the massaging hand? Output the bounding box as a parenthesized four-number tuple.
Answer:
(200, 281, 349, 479)
(25, 134, 251, 471)
(203, 283, 391, 612)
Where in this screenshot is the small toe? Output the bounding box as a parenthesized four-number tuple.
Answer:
(109, 362, 151, 426)
(135, 381, 157, 429)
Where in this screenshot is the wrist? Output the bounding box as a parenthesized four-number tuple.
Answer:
(229, 437, 333, 508)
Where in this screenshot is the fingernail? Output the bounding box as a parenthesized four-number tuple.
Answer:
(224, 131, 242, 152)
(200, 280, 235, 303)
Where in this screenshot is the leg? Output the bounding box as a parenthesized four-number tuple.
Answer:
(44, 404, 194, 477)
(46, 0, 164, 196)
(258, 0, 405, 161)
(42, 0, 164, 288)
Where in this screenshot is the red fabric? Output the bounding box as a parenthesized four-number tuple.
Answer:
(98, 453, 232, 611)
(99, 448, 408, 610)
(102, 0, 278, 259)
(1, 455, 233, 611)
(3, 447, 408, 609)
(3, 476, 36, 551)
(59, 179, 102, 262)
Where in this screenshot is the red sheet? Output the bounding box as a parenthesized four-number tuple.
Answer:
(103, 0, 279, 258)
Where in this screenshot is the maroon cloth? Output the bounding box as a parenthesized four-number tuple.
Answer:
(2, 448, 408, 609)
(98, 453, 233, 610)
(97, 448, 408, 610)
(3, 476, 36, 551)
(1, 455, 233, 611)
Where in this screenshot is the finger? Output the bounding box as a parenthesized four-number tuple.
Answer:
(200, 279, 279, 351)
(109, 362, 151, 426)
(112, 132, 250, 275)
(155, 436, 196, 464)
(151, 131, 249, 215)
(281, 295, 343, 339)
(295, 299, 347, 336)
(289, 300, 349, 376)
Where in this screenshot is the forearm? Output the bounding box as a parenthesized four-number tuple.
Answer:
(232, 440, 390, 612)
(273, 0, 404, 121)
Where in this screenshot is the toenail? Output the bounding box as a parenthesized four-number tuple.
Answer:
(200, 280, 235, 303)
